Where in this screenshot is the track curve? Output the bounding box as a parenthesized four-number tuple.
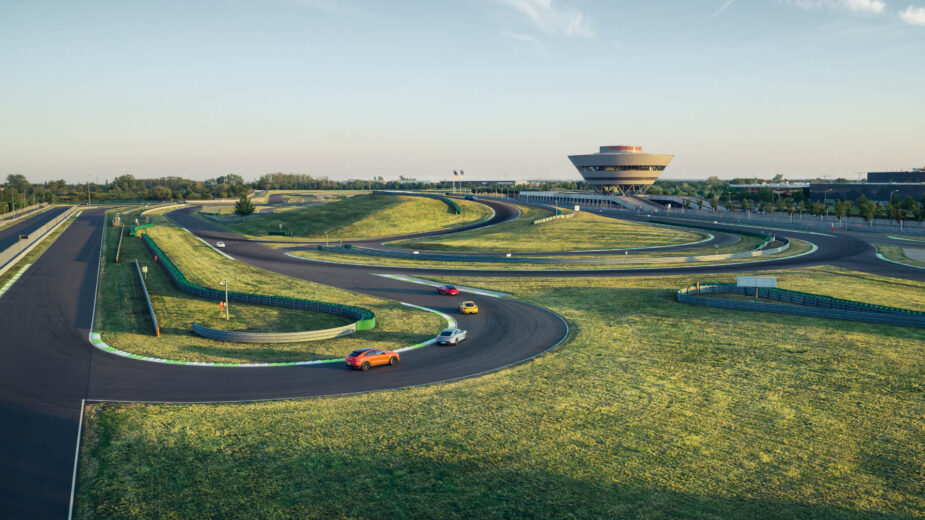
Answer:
(2, 197, 923, 518)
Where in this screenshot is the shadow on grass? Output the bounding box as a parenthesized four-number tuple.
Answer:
(75, 441, 918, 520)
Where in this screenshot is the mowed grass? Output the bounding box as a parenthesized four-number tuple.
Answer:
(76, 265, 924, 519)
(289, 237, 815, 270)
(877, 244, 925, 268)
(94, 213, 444, 363)
(394, 207, 704, 252)
(207, 193, 493, 240)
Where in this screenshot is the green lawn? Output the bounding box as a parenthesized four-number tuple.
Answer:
(205, 193, 493, 240)
(289, 237, 814, 270)
(76, 265, 924, 519)
(877, 244, 925, 268)
(393, 208, 704, 252)
(94, 212, 444, 363)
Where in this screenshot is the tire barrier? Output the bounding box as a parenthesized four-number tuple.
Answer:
(134, 259, 160, 337)
(678, 283, 925, 328)
(268, 230, 292, 236)
(140, 233, 376, 339)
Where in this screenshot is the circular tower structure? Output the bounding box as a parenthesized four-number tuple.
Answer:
(568, 145, 674, 195)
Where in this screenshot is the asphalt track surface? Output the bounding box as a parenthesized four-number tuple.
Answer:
(0, 206, 69, 254)
(2, 200, 924, 518)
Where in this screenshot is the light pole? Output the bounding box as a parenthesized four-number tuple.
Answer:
(325, 231, 329, 247)
(219, 280, 229, 320)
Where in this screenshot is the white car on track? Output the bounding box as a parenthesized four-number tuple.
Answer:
(215, 241, 226, 248)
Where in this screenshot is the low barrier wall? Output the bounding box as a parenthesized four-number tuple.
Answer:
(0, 206, 79, 273)
(678, 283, 925, 328)
(0, 203, 49, 225)
(140, 233, 376, 341)
(134, 259, 160, 336)
(192, 322, 357, 343)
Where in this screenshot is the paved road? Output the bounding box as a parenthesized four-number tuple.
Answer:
(2, 199, 923, 518)
(0, 206, 69, 254)
(0, 207, 566, 518)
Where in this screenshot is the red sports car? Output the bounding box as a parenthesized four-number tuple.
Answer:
(345, 348, 399, 371)
(437, 284, 459, 295)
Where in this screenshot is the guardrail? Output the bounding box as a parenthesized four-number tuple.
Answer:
(0, 203, 49, 225)
(533, 212, 576, 225)
(114, 226, 125, 263)
(141, 233, 376, 339)
(134, 259, 160, 336)
(0, 206, 79, 273)
(678, 283, 925, 328)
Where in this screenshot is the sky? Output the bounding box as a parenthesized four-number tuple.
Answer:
(1, 0, 923, 184)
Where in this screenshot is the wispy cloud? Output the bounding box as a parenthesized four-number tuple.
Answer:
(782, 0, 887, 15)
(492, 0, 594, 37)
(503, 31, 541, 44)
(899, 5, 925, 24)
(712, 0, 738, 18)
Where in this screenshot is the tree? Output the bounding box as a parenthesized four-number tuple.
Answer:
(834, 199, 849, 221)
(710, 194, 719, 212)
(811, 201, 825, 216)
(234, 193, 255, 221)
(6, 174, 30, 194)
(697, 196, 703, 210)
(772, 174, 784, 183)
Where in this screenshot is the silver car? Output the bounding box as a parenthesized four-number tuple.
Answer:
(436, 328, 468, 346)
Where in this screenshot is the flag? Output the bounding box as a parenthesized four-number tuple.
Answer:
(460, 170, 464, 176)
(453, 170, 458, 177)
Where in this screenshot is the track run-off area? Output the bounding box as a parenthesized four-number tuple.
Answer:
(0, 198, 923, 518)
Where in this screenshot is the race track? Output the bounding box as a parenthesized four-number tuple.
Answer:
(1, 199, 923, 518)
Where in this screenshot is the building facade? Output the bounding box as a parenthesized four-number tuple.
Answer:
(568, 145, 674, 195)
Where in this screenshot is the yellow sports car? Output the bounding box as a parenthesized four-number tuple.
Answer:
(459, 301, 479, 314)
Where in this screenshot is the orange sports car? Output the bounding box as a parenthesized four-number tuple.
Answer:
(345, 348, 400, 371)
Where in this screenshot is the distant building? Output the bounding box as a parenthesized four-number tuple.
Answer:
(867, 168, 925, 183)
(808, 183, 925, 204)
(568, 145, 674, 195)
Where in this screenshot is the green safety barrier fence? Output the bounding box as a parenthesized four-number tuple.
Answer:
(680, 283, 925, 317)
(129, 222, 155, 237)
(268, 230, 291, 236)
(141, 234, 376, 330)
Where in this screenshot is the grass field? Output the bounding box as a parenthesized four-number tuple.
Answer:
(206, 194, 493, 240)
(289, 237, 814, 271)
(75, 265, 924, 519)
(393, 208, 704, 252)
(94, 212, 443, 363)
(877, 244, 925, 268)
